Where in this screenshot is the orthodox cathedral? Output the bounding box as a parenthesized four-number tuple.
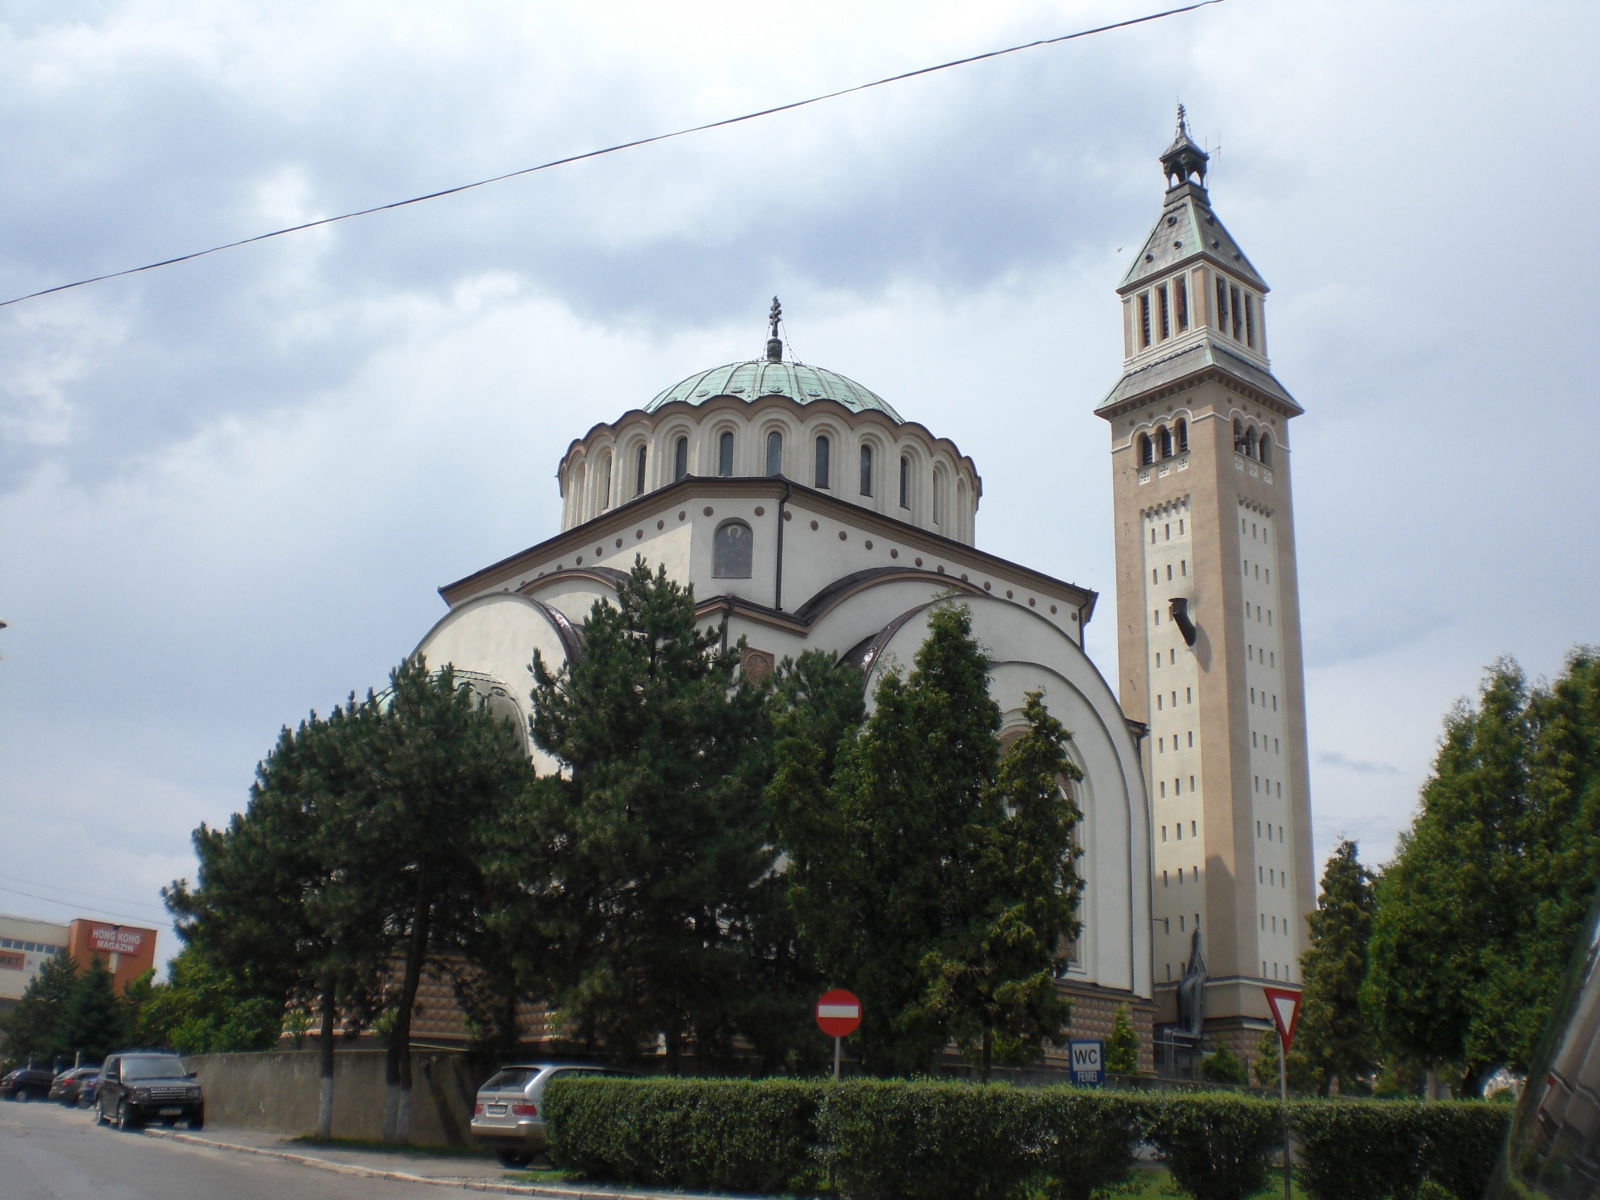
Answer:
(412, 111, 1312, 1068)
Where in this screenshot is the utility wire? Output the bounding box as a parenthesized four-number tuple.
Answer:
(1, 1, 1221, 310)
(0, 884, 169, 929)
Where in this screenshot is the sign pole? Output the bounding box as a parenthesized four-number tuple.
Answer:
(1278, 1042, 1290, 1200)
(1262, 986, 1302, 1200)
(833, 1035, 842, 1082)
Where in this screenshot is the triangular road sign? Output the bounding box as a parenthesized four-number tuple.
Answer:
(1262, 986, 1302, 1052)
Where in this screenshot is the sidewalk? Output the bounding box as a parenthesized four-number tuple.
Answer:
(143, 1124, 750, 1199)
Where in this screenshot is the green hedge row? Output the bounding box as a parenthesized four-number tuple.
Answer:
(543, 1077, 1507, 1200)
(1291, 1099, 1510, 1200)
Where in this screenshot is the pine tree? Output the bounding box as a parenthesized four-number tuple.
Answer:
(1106, 1002, 1140, 1075)
(1295, 839, 1377, 1094)
(1362, 649, 1600, 1090)
(782, 604, 1081, 1076)
(1, 953, 79, 1067)
(526, 558, 772, 1070)
(59, 958, 126, 1064)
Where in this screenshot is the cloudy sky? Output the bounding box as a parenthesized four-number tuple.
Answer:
(2, 0, 1594, 959)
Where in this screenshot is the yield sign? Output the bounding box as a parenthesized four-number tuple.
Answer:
(815, 988, 862, 1038)
(1262, 986, 1302, 1052)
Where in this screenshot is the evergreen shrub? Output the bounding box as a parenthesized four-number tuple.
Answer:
(544, 1075, 824, 1194)
(1292, 1099, 1510, 1200)
(1148, 1092, 1278, 1200)
(816, 1079, 1038, 1200)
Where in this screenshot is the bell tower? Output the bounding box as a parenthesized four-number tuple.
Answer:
(1096, 109, 1316, 1052)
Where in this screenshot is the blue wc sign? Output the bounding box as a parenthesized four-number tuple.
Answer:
(1069, 1039, 1105, 1086)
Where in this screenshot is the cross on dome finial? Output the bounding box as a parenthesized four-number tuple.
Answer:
(766, 296, 783, 362)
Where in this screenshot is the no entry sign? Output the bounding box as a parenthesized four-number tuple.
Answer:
(815, 988, 862, 1038)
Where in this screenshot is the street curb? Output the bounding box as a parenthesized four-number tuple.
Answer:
(145, 1128, 722, 1199)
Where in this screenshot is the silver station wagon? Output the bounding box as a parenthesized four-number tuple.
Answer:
(470, 1061, 628, 1167)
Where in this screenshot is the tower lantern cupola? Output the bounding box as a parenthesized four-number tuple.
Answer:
(1161, 104, 1209, 192)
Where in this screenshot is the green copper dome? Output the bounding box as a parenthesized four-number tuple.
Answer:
(645, 358, 904, 422)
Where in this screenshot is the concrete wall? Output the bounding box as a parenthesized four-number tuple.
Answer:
(187, 1049, 483, 1148)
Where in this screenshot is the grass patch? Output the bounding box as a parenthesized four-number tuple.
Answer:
(1090, 1166, 1308, 1199)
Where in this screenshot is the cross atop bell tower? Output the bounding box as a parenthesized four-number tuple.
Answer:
(1097, 114, 1316, 1062)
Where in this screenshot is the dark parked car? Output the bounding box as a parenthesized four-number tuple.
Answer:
(470, 1061, 630, 1166)
(1, 1066, 54, 1101)
(94, 1051, 203, 1131)
(50, 1065, 99, 1106)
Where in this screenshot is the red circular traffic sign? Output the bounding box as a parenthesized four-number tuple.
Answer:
(815, 988, 861, 1037)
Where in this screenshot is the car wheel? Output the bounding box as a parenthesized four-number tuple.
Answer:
(94, 1099, 107, 1125)
(495, 1149, 532, 1167)
(115, 1102, 136, 1132)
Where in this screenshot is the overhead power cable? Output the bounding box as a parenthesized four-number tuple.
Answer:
(0, 1, 1220, 310)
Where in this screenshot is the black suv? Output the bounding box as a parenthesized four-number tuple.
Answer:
(95, 1051, 204, 1131)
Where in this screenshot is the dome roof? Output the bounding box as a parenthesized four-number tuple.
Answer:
(645, 358, 904, 422)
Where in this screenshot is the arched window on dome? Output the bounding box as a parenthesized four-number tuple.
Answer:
(932, 465, 946, 527)
(1176, 418, 1189, 454)
(1138, 434, 1154, 466)
(596, 450, 613, 512)
(899, 454, 912, 509)
(712, 519, 753, 579)
(859, 444, 873, 497)
(1158, 425, 1173, 459)
(673, 434, 689, 481)
(635, 444, 648, 497)
(717, 430, 735, 477)
(814, 434, 831, 489)
(765, 430, 783, 476)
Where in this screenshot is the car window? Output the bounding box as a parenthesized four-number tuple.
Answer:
(481, 1068, 537, 1090)
(122, 1055, 186, 1080)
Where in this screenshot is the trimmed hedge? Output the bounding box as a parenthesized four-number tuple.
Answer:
(542, 1075, 1510, 1200)
(816, 1080, 1037, 1200)
(544, 1075, 825, 1194)
(1148, 1092, 1280, 1200)
(1292, 1099, 1511, 1200)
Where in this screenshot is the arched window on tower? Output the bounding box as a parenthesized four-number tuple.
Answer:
(713, 519, 753, 579)
(1233, 418, 1247, 456)
(1245, 428, 1258, 460)
(1158, 425, 1174, 459)
(1258, 430, 1272, 467)
(765, 430, 783, 476)
(859, 444, 873, 497)
(1176, 418, 1189, 453)
(717, 430, 735, 477)
(814, 434, 831, 488)
(1138, 434, 1154, 466)
(673, 435, 689, 481)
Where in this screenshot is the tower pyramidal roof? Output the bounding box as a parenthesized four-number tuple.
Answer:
(1119, 106, 1265, 294)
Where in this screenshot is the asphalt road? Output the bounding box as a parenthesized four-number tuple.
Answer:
(0, 1099, 508, 1200)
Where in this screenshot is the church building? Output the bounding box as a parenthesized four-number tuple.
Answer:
(411, 112, 1313, 1069)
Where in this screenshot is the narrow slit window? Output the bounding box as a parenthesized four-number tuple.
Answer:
(814, 434, 831, 488)
(859, 444, 873, 496)
(1158, 286, 1171, 339)
(1139, 293, 1152, 347)
(717, 430, 734, 477)
(1244, 295, 1256, 347)
(1174, 277, 1189, 331)
(673, 435, 688, 481)
(899, 455, 911, 507)
(766, 430, 783, 476)
(1230, 285, 1243, 340)
(635, 445, 648, 496)
(1215, 277, 1229, 331)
